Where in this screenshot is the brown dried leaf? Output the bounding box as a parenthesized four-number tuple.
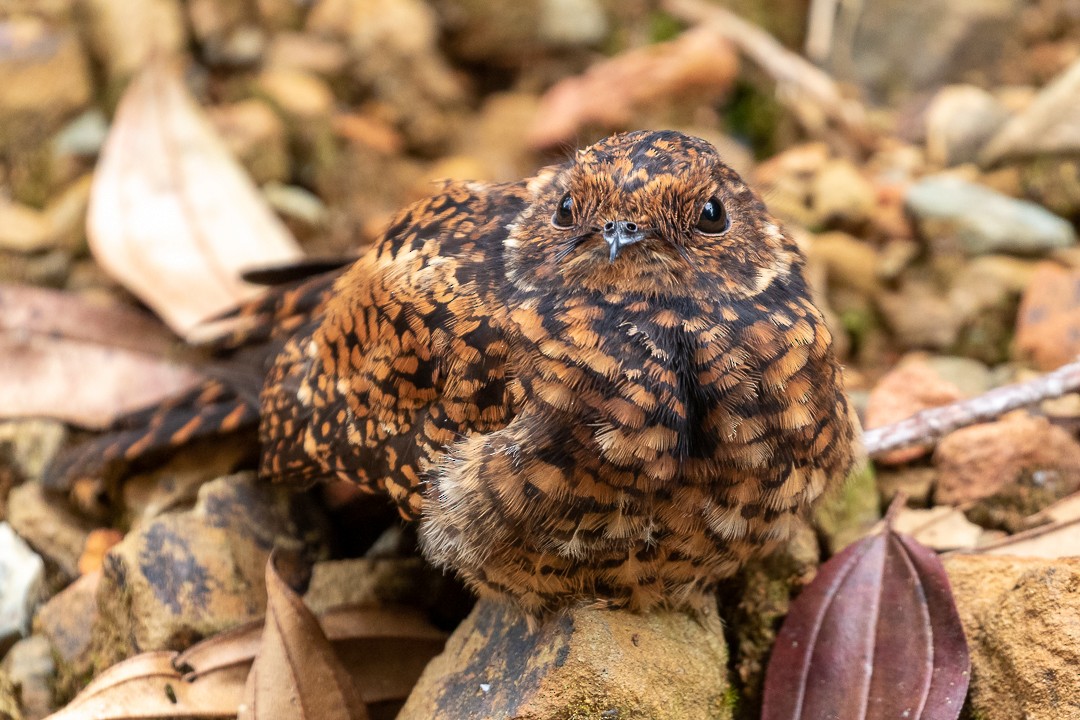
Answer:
(42, 651, 246, 720)
(240, 556, 369, 720)
(88, 60, 303, 340)
(762, 528, 970, 720)
(527, 27, 738, 148)
(0, 284, 203, 429)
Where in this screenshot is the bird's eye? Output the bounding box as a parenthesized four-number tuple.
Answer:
(552, 193, 575, 228)
(696, 197, 729, 234)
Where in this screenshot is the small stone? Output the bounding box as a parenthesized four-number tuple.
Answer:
(1019, 157, 1080, 220)
(0, 524, 44, 655)
(80, 0, 186, 101)
(92, 472, 328, 668)
(806, 231, 880, 295)
(0, 202, 52, 253)
(397, 600, 732, 720)
(981, 57, 1080, 165)
(0, 635, 53, 720)
(813, 461, 880, 554)
(0, 20, 91, 131)
(947, 256, 1035, 363)
(265, 32, 349, 78)
(1014, 262, 1080, 371)
(753, 142, 830, 229)
(906, 175, 1077, 256)
(924, 84, 1011, 167)
(921, 355, 993, 397)
(262, 183, 329, 230)
(891, 506, 982, 550)
(811, 159, 877, 228)
(0, 668, 23, 720)
(934, 411, 1080, 505)
(864, 355, 965, 464)
(302, 557, 437, 614)
(52, 109, 109, 158)
(207, 99, 290, 185)
(5, 482, 90, 582)
(538, 0, 608, 46)
(34, 571, 99, 703)
(256, 68, 335, 123)
(944, 555, 1080, 719)
(876, 466, 936, 507)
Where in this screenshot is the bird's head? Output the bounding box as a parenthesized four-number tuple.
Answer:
(504, 130, 799, 300)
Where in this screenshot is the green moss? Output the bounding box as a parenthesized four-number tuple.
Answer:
(724, 81, 785, 159)
(648, 10, 684, 43)
(814, 462, 880, 554)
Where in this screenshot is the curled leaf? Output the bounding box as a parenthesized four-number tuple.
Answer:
(88, 60, 303, 339)
(239, 555, 369, 720)
(762, 528, 970, 720)
(0, 284, 203, 429)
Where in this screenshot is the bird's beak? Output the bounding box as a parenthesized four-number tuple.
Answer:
(603, 221, 646, 262)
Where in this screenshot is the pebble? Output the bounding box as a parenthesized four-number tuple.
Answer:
(1014, 262, 1080, 370)
(924, 84, 1011, 167)
(906, 174, 1077, 256)
(981, 57, 1080, 165)
(0, 523, 45, 656)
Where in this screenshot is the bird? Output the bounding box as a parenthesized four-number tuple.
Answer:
(52, 130, 858, 618)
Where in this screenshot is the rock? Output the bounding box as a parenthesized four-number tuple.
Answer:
(307, 0, 465, 151)
(5, 482, 89, 581)
(81, 0, 187, 100)
(947, 255, 1035, 364)
(1014, 262, 1080, 370)
(921, 354, 993, 397)
(864, 355, 965, 464)
(255, 68, 335, 124)
(0, 669, 22, 720)
(806, 231, 880, 295)
(187, 0, 264, 67)
(1019, 157, 1080, 221)
(944, 555, 1080, 719)
(0, 203, 52, 253)
(0, 524, 44, 656)
(302, 557, 438, 614)
(34, 571, 99, 705)
(261, 183, 329, 231)
(265, 32, 349, 78)
(0, 635, 53, 720)
(906, 175, 1077, 256)
(981, 57, 1080, 166)
(397, 600, 733, 720)
(207, 99, 290, 185)
(876, 466, 936, 507)
(924, 84, 1011, 167)
(428, 0, 546, 67)
(892, 506, 983, 550)
(753, 143, 831, 229)
(811, 159, 877, 228)
(0, 19, 91, 130)
(92, 472, 328, 669)
(825, 0, 1020, 105)
(934, 411, 1080, 505)
(538, 0, 608, 46)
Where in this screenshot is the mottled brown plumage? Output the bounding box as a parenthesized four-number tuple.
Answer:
(54, 131, 857, 617)
(257, 130, 857, 615)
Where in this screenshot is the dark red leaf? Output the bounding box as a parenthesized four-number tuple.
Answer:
(761, 528, 970, 720)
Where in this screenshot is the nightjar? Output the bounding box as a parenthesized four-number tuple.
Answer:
(56, 130, 858, 617)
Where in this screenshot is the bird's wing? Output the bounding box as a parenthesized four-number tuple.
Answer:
(259, 179, 531, 519)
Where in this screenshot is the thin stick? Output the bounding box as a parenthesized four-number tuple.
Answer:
(662, 0, 873, 147)
(864, 358, 1080, 458)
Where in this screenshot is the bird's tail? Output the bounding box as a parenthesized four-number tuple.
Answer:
(43, 263, 347, 492)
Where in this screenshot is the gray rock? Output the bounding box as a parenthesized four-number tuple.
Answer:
(906, 175, 1077, 255)
(0, 523, 45, 656)
(981, 58, 1080, 166)
(924, 85, 1011, 167)
(826, 0, 1020, 105)
(0, 635, 54, 720)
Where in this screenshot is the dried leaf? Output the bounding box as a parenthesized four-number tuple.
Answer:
(42, 651, 246, 720)
(0, 284, 203, 429)
(762, 528, 970, 720)
(527, 27, 738, 148)
(177, 606, 445, 705)
(240, 556, 369, 720)
(88, 60, 303, 340)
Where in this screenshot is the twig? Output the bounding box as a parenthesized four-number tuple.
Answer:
(662, 0, 874, 148)
(864, 358, 1080, 458)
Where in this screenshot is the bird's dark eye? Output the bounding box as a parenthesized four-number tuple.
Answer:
(696, 197, 729, 234)
(552, 193, 575, 228)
